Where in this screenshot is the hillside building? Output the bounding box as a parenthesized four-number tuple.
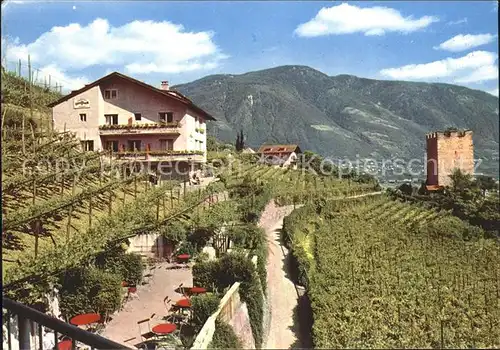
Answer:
(257, 144, 302, 168)
(48, 72, 215, 179)
(425, 129, 474, 189)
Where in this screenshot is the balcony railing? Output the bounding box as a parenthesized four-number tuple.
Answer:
(99, 122, 180, 135)
(114, 150, 204, 161)
(2, 297, 130, 350)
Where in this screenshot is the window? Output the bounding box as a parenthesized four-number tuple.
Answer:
(106, 140, 119, 152)
(79, 113, 87, 122)
(81, 140, 94, 152)
(159, 112, 174, 123)
(134, 113, 142, 121)
(160, 139, 174, 150)
(128, 140, 142, 151)
(104, 89, 118, 99)
(264, 148, 271, 152)
(104, 114, 118, 125)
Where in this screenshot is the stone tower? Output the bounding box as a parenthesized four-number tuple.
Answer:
(425, 129, 474, 187)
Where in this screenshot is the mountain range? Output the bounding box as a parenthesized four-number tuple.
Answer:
(174, 65, 499, 175)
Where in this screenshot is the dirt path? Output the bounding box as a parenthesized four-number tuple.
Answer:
(259, 201, 310, 349)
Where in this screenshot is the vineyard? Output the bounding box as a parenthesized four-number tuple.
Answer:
(218, 158, 379, 205)
(282, 195, 500, 348)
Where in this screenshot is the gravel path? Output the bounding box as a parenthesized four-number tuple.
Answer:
(259, 201, 309, 349)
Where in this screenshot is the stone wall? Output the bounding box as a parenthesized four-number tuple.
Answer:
(437, 131, 474, 187)
(127, 233, 173, 259)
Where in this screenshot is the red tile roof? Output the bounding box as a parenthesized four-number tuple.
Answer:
(47, 72, 215, 120)
(257, 144, 302, 154)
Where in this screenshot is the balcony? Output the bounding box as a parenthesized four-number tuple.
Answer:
(114, 150, 205, 162)
(99, 122, 180, 136)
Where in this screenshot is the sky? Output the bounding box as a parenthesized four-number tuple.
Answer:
(1, 0, 498, 96)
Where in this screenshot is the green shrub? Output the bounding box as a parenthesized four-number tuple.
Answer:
(209, 320, 243, 349)
(176, 240, 197, 257)
(160, 219, 188, 244)
(191, 293, 221, 328)
(119, 253, 144, 285)
(95, 246, 144, 285)
(193, 259, 220, 291)
(58, 267, 122, 318)
(193, 253, 265, 348)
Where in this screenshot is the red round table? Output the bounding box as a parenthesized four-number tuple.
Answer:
(175, 298, 192, 308)
(177, 254, 190, 262)
(190, 287, 207, 294)
(57, 340, 72, 350)
(152, 323, 177, 335)
(69, 313, 101, 326)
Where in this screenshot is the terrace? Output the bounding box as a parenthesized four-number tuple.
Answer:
(114, 150, 204, 162)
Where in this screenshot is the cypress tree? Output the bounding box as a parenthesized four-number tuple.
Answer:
(235, 133, 241, 151)
(239, 129, 245, 151)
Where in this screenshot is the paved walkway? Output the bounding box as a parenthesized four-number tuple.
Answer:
(102, 263, 193, 347)
(259, 201, 311, 349)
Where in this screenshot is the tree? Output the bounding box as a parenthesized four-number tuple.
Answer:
(397, 183, 414, 196)
(235, 129, 245, 152)
(235, 133, 241, 152)
(448, 168, 474, 193)
(474, 175, 498, 196)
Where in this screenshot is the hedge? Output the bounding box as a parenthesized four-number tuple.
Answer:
(193, 252, 265, 348)
(209, 320, 243, 349)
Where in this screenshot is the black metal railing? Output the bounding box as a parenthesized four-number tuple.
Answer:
(2, 298, 130, 350)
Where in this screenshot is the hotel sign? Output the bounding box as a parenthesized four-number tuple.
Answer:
(74, 98, 90, 109)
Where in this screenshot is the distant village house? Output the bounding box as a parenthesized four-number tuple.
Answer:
(257, 144, 302, 168)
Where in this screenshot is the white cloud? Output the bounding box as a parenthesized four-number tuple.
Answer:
(434, 34, 496, 52)
(447, 18, 468, 25)
(294, 3, 438, 37)
(2, 18, 227, 75)
(380, 51, 498, 84)
(38, 64, 89, 91)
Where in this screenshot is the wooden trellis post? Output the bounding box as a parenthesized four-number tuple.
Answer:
(88, 196, 93, 229)
(156, 199, 160, 220)
(134, 176, 138, 198)
(108, 191, 113, 215)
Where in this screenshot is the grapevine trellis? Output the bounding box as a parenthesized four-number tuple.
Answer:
(283, 195, 500, 348)
(219, 159, 380, 206)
